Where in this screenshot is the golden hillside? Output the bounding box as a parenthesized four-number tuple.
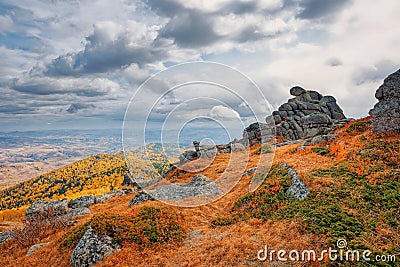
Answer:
(0, 119, 399, 266)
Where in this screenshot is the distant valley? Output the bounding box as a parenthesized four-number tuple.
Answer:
(0, 129, 122, 189)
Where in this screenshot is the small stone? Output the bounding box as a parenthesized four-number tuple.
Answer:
(290, 86, 306, 96)
(27, 242, 51, 255)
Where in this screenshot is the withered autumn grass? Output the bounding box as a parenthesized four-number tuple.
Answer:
(0, 118, 399, 266)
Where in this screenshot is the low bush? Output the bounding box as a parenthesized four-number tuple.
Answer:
(253, 144, 273, 154)
(10, 207, 69, 247)
(59, 206, 186, 249)
(310, 147, 330, 156)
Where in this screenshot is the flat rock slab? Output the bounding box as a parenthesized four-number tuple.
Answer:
(129, 174, 222, 206)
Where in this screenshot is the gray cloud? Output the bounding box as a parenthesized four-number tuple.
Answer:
(158, 10, 221, 48)
(220, 1, 259, 15)
(326, 57, 343, 67)
(11, 76, 119, 97)
(296, 0, 352, 20)
(353, 60, 400, 85)
(143, 0, 185, 17)
(66, 103, 96, 114)
(44, 31, 168, 77)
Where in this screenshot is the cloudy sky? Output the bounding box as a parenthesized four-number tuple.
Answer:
(1, 0, 400, 135)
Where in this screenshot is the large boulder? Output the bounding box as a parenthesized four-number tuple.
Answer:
(267, 87, 347, 140)
(129, 174, 221, 205)
(68, 195, 96, 209)
(369, 69, 400, 132)
(70, 226, 120, 267)
(242, 122, 275, 145)
(25, 199, 69, 220)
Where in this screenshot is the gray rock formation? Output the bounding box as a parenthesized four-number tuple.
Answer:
(70, 226, 120, 267)
(129, 174, 221, 206)
(268, 87, 346, 140)
(0, 230, 12, 244)
(70, 207, 91, 218)
(68, 195, 96, 209)
(178, 141, 247, 164)
(128, 191, 155, 206)
(25, 199, 69, 220)
(94, 194, 114, 204)
(179, 150, 198, 164)
(304, 134, 337, 145)
(369, 69, 400, 132)
(121, 173, 162, 189)
(281, 163, 309, 200)
(27, 242, 51, 255)
(242, 122, 275, 145)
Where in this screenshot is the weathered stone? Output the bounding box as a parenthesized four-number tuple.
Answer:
(128, 191, 155, 206)
(281, 163, 309, 200)
(320, 95, 336, 103)
(95, 194, 114, 204)
(0, 230, 12, 244)
(231, 143, 246, 152)
(309, 90, 323, 100)
(129, 175, 222, 205)
(68, 195, 96, 209)
(26, 199, 69, 219)
(304, 134, 337, 145)
(242, 167, 258, 176)
(279, 103, 293, 111)
(300, 113, 332, 125)
(243, 122, 274, 145)
(70, 226, 120, 267)
(179, 150, 198, 164)
(27, 242, 51, 255)
(369, 69, 400, 132)
(70, 207, 91, 218)
(290, 86, 306, 96)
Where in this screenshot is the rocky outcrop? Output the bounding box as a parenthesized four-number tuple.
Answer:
(179, 150, 198, 164)
(281, 163, 309, 200)
(121, 173, 161, 189)
(128, 191, 155, 206)
(129, 174, 221, 205)
(27, 242, 51, 255)
(68, 195, 96, 209)
(179, 141, 247, 164)
(70, 226, 120, 267)
(268, 87, 347, 140)
(369, 69, 400, 132)
(70, 207, 91, 218)
(25, 199, 69, 220)
(242, 122, 275, 145)
(0, 230, 12, 245)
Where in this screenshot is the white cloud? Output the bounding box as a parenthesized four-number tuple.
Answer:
(209, 105, 240, 120)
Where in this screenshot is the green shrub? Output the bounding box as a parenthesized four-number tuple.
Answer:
(230, 163, 400, 252)
(59, 206, 186, 249)
(310, 147, 330, 156)
(128, 206, 185, 246)
(211, 216, 235, 228)
(346, 120, 371, 132)
(59, 222, 89, 249)
(253, 144, 273, 154)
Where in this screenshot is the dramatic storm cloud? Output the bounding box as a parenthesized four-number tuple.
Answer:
(0, 0, 400, 132)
